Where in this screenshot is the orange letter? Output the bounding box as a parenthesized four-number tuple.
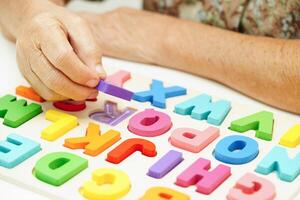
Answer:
(106, 138, 157, 164)
(64, 122, 120, 156)
(140, 187, 190, 200)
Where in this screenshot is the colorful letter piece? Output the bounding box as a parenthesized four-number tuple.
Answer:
(41, 110, 78, 141)
(0, 134, 41, 168)
(16, 85, 45, 103)
(227, 173, 276, 200)
(53, 100, 86, 112)
(0, 94, 42, 128)
(147, 150, 183, 179)
(140, 186, 190, 200)
(279, 124, 300, 148)
(81, 168, 131, 200)
(89, 101, 136, 126)
(133, 79, 187, 109)
(214, 135, 259, 165)
(34, 152, 88, 186)
(174, 94, 231, 126)
(128, 109, 172, 137)
(230, 111, 274, 141)
(86, 98, 97, 102)
(176, 158, 231, 194)
(97, 80, 134, 101)
(105, 70, 131, 87)
(255, 146, 300, 182)
(106, 138, 157, 164)
(64, 122, 121, 156)
(169, 127, 219, 153)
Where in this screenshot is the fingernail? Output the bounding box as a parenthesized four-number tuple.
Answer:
(95, 64, 106, 79)
(86, 79, 99, 87)
(88, 91, 98, 99)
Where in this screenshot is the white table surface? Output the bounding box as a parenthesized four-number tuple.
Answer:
(0, 0, 299, 199)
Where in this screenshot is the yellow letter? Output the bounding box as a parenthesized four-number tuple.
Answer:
(41, 110, 78, 141)
(279, 124, 300, 148)
(80, 168, 131, 200)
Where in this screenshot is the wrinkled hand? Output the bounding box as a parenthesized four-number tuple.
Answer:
(16, 1, 105, 101)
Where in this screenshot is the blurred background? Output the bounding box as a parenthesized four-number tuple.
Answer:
(67, 0, 142, 12)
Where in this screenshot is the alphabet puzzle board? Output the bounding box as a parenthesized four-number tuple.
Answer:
(0, 65, 299, 200)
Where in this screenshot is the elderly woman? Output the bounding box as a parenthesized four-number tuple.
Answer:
(0, 0, 300, 114)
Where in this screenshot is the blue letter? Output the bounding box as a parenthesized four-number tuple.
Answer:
(214, 135, 259, 164)
(133, 80, 186, 108)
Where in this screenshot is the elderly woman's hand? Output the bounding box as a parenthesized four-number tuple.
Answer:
(1, 0, 105, 101)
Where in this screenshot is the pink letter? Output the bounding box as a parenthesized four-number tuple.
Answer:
(176, 158, 231, 194)
(105, 70, 131, 87)
(128, 109, 172, 137)
(169, 127, 219, 153)
(227, 173, 276, 200)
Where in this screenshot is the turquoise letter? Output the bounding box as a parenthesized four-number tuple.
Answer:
(174, 94, 231, 125)
(0, 134, 41, 168)
(255, 146, 300, 182)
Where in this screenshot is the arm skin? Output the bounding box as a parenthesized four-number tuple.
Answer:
(81, 8, 300, 114)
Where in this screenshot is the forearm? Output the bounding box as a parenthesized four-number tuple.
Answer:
(86, 8, 300, 113)
(162, 21, 300, 113)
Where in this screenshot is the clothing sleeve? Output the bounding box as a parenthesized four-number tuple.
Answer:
(241, 0, 300, 39)
(143, 0, 300, 39)
(143, 0, 249, 32)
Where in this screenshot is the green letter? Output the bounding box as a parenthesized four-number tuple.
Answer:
(230, 111, 273, 141)
(0, 94, 42, 128)
(34, 152, 88, 186)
